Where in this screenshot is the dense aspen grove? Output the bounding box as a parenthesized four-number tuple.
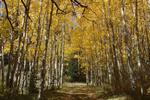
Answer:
(0, 0, 150, 100)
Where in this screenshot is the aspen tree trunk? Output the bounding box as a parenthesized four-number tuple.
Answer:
(86, 67, 89, 85)
(108, 0, 121, 93)
(147, 2, 150, 63)
(145, 25, 150, 66)
(9, 0, 31, 90)
(143, 7, 150, 68)
(40, 1, 53, 99)
(90, 62, 93, 85)
(31, 0, 43, 94)
(60, 23, 65, 86)
(121, 0, 134, 93)
(2, 0, 15, 89)
(6, 30, 15, 88)
(85, 56, 90, 85)
(135, 0, 142, 69)
(0, 37, 4, 91)
(12, 0, 23, 88)
(105, 41, 111, 85)
(51, 32, 56, 88)
(19, 35, 31, 94)
(54, 37, 58, 87)
(102, 0, 114, 88)
(50, 36, 54, 88)
(134, 0, 143, 98)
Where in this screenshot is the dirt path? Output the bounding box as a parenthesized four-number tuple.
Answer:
(45, 83, 104, 100)
(44, 83, 133, 100)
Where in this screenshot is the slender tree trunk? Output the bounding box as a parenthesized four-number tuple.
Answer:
(60, 23, 65, 86)
(0, 37, 4, 92)
(40, 2, 53, 99)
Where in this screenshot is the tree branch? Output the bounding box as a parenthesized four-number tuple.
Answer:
(51, 0, 66, 14)
(21, 0, 32, 21)
(71, 0, 88, 8)
(2, 0, 14, 30)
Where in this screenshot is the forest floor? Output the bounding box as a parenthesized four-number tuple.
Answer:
(44, 83, 133, 100)
(0, 83, 133, 100)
